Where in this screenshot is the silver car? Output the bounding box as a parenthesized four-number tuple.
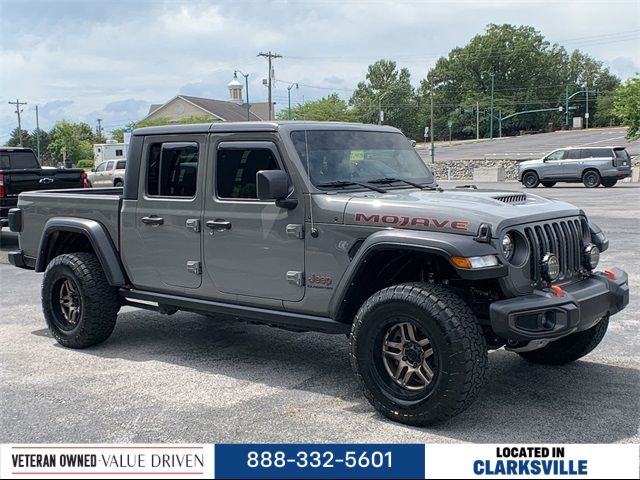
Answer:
(518, 146, 632, 188)
(88, 159, 126, 187)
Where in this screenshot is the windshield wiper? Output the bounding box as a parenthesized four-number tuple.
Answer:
(367, 177, 442, 191)
(316, 180, 388, 193)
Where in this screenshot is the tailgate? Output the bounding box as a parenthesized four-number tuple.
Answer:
(3, 169, 84, 197)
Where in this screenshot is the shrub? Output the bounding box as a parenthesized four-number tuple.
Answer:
(76, 159, 94, 169)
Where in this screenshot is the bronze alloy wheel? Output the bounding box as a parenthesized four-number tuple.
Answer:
(381, 321, 436, 391)
(53, 277, 82, 331)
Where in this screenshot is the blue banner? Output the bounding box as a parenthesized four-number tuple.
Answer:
(214, 443, 425, 479)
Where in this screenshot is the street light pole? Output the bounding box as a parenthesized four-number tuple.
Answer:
(234, 70, 250, 121)
(476, 101, 479, 140)
(565, 85, 569, 128)
(585, 84, 589, 129)
(35, 105, 41, 163)
(287, 83, 298, 120)
(378, 90, 391, 125)
(481, 72, 495, 139)
(430, 85, 434, 164)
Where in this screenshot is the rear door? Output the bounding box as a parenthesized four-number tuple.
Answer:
(125, 135, 205, 292)
(562, 149, 582, 178)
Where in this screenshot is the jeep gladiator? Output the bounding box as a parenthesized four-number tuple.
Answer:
(8, 122, 630, 425)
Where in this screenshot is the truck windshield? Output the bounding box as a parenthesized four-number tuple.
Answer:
(0, 151, 39, 169)
(291, 130, 435, 189)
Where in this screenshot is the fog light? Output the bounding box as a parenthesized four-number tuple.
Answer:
(583, 244, 600, 270)
(541, 253, 560, 281)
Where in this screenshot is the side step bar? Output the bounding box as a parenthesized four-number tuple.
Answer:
(119, 288, 350, 334)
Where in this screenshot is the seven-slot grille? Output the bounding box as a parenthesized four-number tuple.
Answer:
(523, 217, 587, 284)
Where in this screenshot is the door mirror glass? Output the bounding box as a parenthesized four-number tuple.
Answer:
(257, 170, 289, 201)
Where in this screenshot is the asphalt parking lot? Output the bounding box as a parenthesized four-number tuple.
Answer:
(1, 182, 638, 444)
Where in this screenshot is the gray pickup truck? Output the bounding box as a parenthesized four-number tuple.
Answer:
(518, 146, 632, 188)
(8, 122, 629, 426)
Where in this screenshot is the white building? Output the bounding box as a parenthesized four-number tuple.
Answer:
(94, 141, 127, 163)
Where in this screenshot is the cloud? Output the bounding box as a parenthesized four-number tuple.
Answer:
(1, 0, 638, 138)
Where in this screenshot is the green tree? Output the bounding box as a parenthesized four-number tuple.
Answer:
(612, 77, 640, 140)
(48, 120, 96, 167)
(349, 60, 419, 137)
(277, 94, 356, 122)
(5, 128, 31, 147)
(417, 24, 621, 139)
(110, 128, 125, 142)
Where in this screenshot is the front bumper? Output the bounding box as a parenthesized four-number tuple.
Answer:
(490, 268, 629, 341)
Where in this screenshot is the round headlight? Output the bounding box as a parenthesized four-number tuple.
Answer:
(541, 253, 560, 282)
(583, 244, 600, 270)
(501, 234, 514, 261)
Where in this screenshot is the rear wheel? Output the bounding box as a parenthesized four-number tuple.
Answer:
(517, 316, 609, 365)
(602, 179, 617, 188)
(522, 171, 540, 188)
(42, 252, 120, 348)
(350, 283, 487, 426)
(582, 170, 601, 188)
(541, 181, 556, 187)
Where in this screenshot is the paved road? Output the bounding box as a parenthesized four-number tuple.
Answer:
(417, 127, 640, 162)
(1, 184, 638, 443)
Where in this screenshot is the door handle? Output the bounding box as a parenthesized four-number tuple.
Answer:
(205, 219, 232, 232)
(141, 216, 164, 226)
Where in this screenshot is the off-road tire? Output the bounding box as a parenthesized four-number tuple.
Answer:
(517, 316, 609, 365)
(582, 170, 601, 188)
(42, 252, 119, 348)
(602, 179, 617, 188)
(522, 171, 540, 188)
(349, 283, 487, 426)
(542, 181, 556, 187)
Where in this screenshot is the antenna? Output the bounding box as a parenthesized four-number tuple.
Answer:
(304, 130, 318, 238)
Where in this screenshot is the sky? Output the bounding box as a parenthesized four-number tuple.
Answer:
(1, 0, 639, 140)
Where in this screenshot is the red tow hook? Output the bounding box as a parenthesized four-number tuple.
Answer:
(550, 285, 565, 297)
(604, 269, 616, 280)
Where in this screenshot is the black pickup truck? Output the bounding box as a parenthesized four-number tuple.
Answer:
(0, 147, 88, 227)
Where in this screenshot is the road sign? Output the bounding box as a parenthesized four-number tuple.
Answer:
(447, 120, 453, 128)
(424, 126, 429, 137)
(585, 112, 590, 119)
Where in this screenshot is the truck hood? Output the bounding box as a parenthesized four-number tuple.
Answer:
(518, 158, 544, 169)
(343, 188, 583, 236)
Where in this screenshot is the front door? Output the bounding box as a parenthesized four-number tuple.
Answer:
(541, 149, 565, 179)
(126, 135, 205, 291)
(202, 139, 305, 302)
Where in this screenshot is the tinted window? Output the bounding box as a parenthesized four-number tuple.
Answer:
(0, 151, 39, 169)
(581, 148, 612, 158)
(146, 142, 199, 197)
(217, 148, 279, 199)
(546, 150, 564, 161)
(116, 161, 126, 169)
(115, 149, 123, 157)
(291, 130, 434, 187)
(565, 150, 581, 160)
(615, 149, 630, 160)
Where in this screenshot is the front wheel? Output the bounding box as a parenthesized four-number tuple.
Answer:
(582, 170, 601, 188)
(522, 171, 540, 188)
(42, 252, 120, 348)
(350, 283, 487, 426)
(602, 179, 617, 188)
(517, 316, 609, 365)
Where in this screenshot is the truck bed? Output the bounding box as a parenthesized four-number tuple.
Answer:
(17, 188, 123, 259)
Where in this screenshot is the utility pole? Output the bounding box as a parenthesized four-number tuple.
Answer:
(35, 105, 41, 162)
(287, 83, 298, 120)
(565, 85, 569, 128)
(585, 84, 589, 129)
(96, 118, 103, 138)
(489, 73, 495, 139)
(430, 86, 434, 164)
(8, 98, 27, 146)
(257, 51, 282, 120)
(476, 101, 480, 140)
(498, 109, 502, 138)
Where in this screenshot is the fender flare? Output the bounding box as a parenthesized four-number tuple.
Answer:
(328, 229, 506, 320)
(35, 217, 128, 286)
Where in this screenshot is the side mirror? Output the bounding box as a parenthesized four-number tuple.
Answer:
(410, 140, 417, 147)
(257, 170, 297, 209)
(91, 167, 95, 172)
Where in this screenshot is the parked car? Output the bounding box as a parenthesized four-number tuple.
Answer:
(88, 159, 126, 187)
(8, 122, 629, 426)
(0, 147, 88, 227)
(518, 146, 632, 188)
